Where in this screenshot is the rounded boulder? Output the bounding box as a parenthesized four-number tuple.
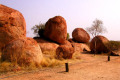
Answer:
(0, 4, 26, 51)
(56, 40, 74, 59)
(1, 38, 43, 65)
(90, 35, 109, 53)
(72, 28, 90, 43)
(44, 16, 67, 44)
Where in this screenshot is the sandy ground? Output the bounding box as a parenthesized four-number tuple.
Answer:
(0, 53, 120, 80)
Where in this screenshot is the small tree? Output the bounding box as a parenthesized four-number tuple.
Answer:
(86, 19, 107, 55)
(31, 22, 45, 37)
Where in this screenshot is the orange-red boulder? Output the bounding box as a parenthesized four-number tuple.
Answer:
(72, 28, 90, 43)
(90, 35, 109, 53)
(1, 38, 43, 65)
(71, 43, 90, 52)
(0, 4, 26, 51)
(68, 38, 75, 43)
(56, 40, 74, 59)
(44, 16, 67, 44)
(34, 38, 59, 52)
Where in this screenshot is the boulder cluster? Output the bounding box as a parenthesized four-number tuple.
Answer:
(35, 16, 91, 59)
(0, 4, 43, 65)
(0, 4, 112, 65)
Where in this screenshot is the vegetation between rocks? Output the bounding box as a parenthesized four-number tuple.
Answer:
(0, 51, 81, 73)
(105, 41, 120, 51)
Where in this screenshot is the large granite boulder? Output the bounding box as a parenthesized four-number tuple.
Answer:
(56, 40, 74, 59)
(1, 38, 43, 65)
(90, 35, 109, 53)
(72, 28, 90, 43)
(44, 16, 67, 44)
(0, 4, 26, 51)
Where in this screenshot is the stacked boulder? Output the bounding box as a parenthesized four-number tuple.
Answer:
(72, 28, 90, 43)
(44, 16, 67, 44)
(0, 4, 26, 51)
(71, 28, 90, 52)
(0, 5, 43, 65)
(43, 16, 74, 59)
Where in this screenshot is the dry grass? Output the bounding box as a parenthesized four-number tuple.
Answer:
(72, 52, 81, 60)
(0, 51, 81, 73)
(105, 41, 120, 51)
(42, 50, 56, 58)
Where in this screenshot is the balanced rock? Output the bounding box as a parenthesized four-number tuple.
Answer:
(44, 16, 67, 44)
(56, 40, 74, 59)
(1, 38, 43, 65)
(0, 4, 26, 51)
(90, 35, 109, 53)
(72, 28, 90, 43)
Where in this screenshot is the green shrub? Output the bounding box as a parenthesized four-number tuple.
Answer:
(67, 33, 70, 40)
(31, 22, 45, 37)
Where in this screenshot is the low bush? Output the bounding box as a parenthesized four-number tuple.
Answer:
(105, 41, 120, 51)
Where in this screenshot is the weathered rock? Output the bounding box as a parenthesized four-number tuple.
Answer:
(56, 40, 74, 59)
(72, 43, 90, 52)
(56, 45, 74, 59)
(44, 16, 67, 44)
(68, 38, 75, 43)
(90, 35, 109, 53)
(0, 4, 26, 51)
(63, 40, 72, 47)
(72, 28, 90, 43)
(34, 38, 59, 52)
(110, 51, 120, 56)
(1, 38, 43, 65)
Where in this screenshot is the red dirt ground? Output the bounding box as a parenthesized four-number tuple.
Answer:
(1, 53, 120, 80)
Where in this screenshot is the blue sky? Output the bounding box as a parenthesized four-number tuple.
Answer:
(1, 0, 120, 40)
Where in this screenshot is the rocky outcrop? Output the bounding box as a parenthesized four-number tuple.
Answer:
(44, 16, 67, 44)
(34, 38, 59, 52)
(0, 4, 26, 51)
(72, 28, 90, 43)
(110, 50, 120, 56)
(90, 35, 109, 53)
(1, 38, 43, 65)
(68, 38, 75, 43)
(72, 43, 90, 52)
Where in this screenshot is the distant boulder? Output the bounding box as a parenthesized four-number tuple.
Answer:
(1, 38, 43, 65)
(72, 28, 90, 43)
(0, 4, 26, 51)
(44, 16, 67, 44)
(90, 35, 109, 53)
